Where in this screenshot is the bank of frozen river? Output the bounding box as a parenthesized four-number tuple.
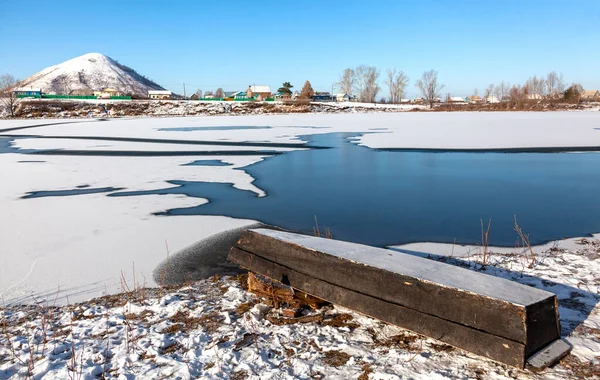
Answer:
(1, 236, 598, 379)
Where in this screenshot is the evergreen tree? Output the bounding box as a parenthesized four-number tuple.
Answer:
(300, 80, 315, 99)
(277, 82, 293, 95)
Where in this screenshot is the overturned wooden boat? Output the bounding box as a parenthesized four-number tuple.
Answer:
(228, 228, 571, 370)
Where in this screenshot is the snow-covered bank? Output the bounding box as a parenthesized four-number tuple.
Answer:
(1, 99, 427, 119)
(1, 235, 598, 379)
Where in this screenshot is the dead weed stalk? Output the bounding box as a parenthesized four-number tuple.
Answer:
(514, 215, 536, 269)
(480, 219, 492, 268)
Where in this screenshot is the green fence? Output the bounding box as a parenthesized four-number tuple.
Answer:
(17, 94, 132, 100)
(16, 95, 42, 99)
(42, 95, 97, 99)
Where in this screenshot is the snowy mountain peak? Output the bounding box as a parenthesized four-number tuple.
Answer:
(19, 53, 165, 96)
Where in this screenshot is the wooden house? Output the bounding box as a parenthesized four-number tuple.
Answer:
(94, 88, 122, 99)
(581, 90, 600, 100)
(148, 90, 173, 100)
(247, 85, 271, 101)
(13, 88, 42, 97)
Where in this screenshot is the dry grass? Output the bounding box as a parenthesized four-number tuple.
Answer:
(235, 300, 258, 316)
(313, 215, 332, 239)
(159, 341, 183, 355)
(430, 342, 455, 352)
(266, 312, 324, 326)
(560, 355, 600, 378)
(358, 363, 373, 380)
(231, 273, 249, 290)
(230, 370, 249, 380)
(480, 219, 492, 268)
(321, 314, 359, 330)
(322, 350, 351, 367)
(374, 332, 419, 350)
(514, 215, 536, 268)
(159, 308, 225, 335)
(123, 309, 155, 321)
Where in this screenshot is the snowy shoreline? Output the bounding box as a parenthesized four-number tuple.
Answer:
(1, 236, 598, 379)
(2, 98, 599, 120)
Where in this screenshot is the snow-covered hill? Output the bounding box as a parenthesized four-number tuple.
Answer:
(18, 53, 165, 96)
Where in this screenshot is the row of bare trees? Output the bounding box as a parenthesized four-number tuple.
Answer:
(525, 72, 566, 97)
(192, 88, 225, 99)
(385, 68, 409, 104)
(338, 66, 445, 107)
(475, 72, 568, 102)
(338, 66, 382, 103)
(475, 71, 585, 108)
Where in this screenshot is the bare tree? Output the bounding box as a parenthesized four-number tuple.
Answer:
(484, 84, 495, 101)
(495, 81, 510, 101)
(473, 88, 479, 97)
(194, 89, 203, 98)
(556, 74, 566, 94)
(416, 70, 444, 108)
(545, 71, 559, 95)
(525, 75, 546, 96)
(51, 74, 72, 95)
(0, 74, 20, 117)
(338, 68, 355, 95)
(215, 88, 224, 98)
(355, 65, 380, 103)
(509, 85, 526, 108)
(386, 68, 409, 103)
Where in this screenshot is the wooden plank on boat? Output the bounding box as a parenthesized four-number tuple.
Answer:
(228, 228, 566, 368)
(526, 339, 572, 372)
(229, 247, 527, 368)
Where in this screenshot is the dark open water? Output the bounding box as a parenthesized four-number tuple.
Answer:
(106, 133, 600, 247)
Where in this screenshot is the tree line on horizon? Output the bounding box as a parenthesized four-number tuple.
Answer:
(330, 67, 587, 108)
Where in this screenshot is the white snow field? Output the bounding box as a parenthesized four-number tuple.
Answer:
(0, 112, 599, 379)
(1, 111, 600, 305)
(6, 112, 600, 149)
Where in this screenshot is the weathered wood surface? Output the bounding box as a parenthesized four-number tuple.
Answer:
(230, 247, 527, 367)
(526, 339, 572, 372)
(247, 272, 329, 309)
(234, 229, 559, 349)
(228, 228, 567, 368)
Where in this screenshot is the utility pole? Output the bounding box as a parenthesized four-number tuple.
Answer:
(183, 83, 186, 99)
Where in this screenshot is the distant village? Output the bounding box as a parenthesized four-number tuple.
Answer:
(11, 84, 362, 103)
(12, 83, 600, 106)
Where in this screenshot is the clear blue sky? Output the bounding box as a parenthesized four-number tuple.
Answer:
(1, 0, 598, 97)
